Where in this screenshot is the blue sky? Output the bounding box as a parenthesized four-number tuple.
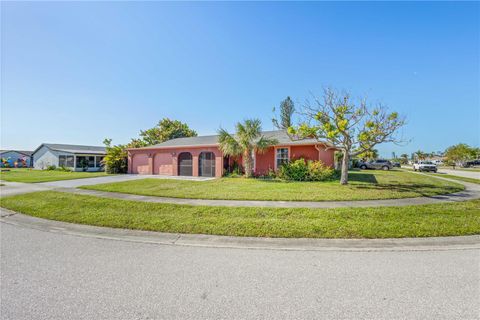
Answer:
(2, 1, 479, 157)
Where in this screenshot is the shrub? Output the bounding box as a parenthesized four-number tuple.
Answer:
(224, 161, 243, 178)
(277, 158, 336, 181)
(102, 141, 128, 174)
(307, 160, 336, 181)
(265, 168, 277, 179)
(256, 168, 278, 180)
(57, 166, 72, 172)
(278, 158, 309, 181)
(46, 165, 56, 171)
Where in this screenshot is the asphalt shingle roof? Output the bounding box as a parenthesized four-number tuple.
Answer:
(35, 143, 106, 155)
(0, 150, 34, 156)
(136, 130, 332, 149)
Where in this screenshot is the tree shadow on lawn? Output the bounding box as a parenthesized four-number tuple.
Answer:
(347, 171, 462, 196)
(353, 183, 462, 197)
(347, 172, 378, 184)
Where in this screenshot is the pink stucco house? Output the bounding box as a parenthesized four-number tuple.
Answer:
(127, 130, 337, 178)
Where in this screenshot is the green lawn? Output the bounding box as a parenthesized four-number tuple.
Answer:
(82, 170, 464, 202)
(1, 191, 479, 238)
(0, 168, 110, 183)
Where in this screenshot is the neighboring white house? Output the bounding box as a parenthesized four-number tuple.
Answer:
(32, 143, 106, 171)
(0, 150, 33, 167)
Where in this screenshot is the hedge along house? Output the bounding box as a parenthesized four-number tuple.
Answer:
(128, 130, 337, 178)
(32, 143, 106, 171)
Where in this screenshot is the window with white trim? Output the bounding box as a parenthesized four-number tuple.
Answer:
(276, 148, 289, 168)
(58, 155, 74, 167)
(76, 156, 95, 168)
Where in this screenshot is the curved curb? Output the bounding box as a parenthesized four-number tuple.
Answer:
(58, 173, 480, 208)
(1, 208, 479, 252)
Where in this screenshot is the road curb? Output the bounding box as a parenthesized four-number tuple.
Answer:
(1, 208, 479, 252)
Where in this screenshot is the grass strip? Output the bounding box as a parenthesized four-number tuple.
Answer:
(1, 191, 479, 239)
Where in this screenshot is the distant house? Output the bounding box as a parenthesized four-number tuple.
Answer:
(127, 130, 337, 178)
(0, 150, 33, 168)
(32, 143, 106, 171)
(426, 155, 445, 165)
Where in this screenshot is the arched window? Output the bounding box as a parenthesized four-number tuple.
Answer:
(177, 152, 193, 176)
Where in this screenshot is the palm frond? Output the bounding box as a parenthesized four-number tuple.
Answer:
(237, 119, 262, 147)
(255, 136, 278, 154)
(217, 128, 242, 156)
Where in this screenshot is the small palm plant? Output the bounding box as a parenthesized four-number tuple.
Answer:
(218, 119, 277, 178)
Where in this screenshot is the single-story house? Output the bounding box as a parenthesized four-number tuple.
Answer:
(127, 130, 337, 178)
(32, 143, 106, 171)
(0, 150, 33, 168)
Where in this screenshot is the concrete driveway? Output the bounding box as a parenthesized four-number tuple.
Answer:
(0, 174, 213, 196)
(37, 174, 214, 188)
(1, 219, 478, 320)
(437, 168, 480, 179)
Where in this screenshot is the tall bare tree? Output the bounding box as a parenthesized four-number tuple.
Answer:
(289, 88, 406, 185)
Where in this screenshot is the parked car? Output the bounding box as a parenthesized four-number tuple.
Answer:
(392, 162, 401, 168)
(413, 161, 437, 172)
(359, 159, 393, 170)
(464, 160, 480, 168)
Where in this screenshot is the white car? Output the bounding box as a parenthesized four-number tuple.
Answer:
(413, 161, 437, 172)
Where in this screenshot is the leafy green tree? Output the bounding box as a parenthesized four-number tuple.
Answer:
(414, 150, 428, 161)
(444, 143, 477, 165)
(272, 97, 295, 130)
(128, 138, 147, 148)
(289, 88, 406, 185)
(103, 119, 196, 174)
(140, 118, 197, 145)
(400, 153, 409, 164)
(218, 119, 277, 178)
(356, 149, 379, 161)
(102, 139, 128, 174)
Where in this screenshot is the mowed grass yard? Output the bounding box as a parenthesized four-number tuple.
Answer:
(1, 191, 479, 238)
(82, 170, 464, 202)
(0, 168, 110, 183)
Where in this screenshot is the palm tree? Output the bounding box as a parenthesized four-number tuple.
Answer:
(218, 119, 278, 178)
(415, 150, 427, 161)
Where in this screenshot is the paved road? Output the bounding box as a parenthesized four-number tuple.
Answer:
(438, 168, 480, 179)
(1, 222, 479, 320)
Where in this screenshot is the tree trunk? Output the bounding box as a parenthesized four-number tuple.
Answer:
(340, 150, 349, 185)
(243, 150, 253, 178)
